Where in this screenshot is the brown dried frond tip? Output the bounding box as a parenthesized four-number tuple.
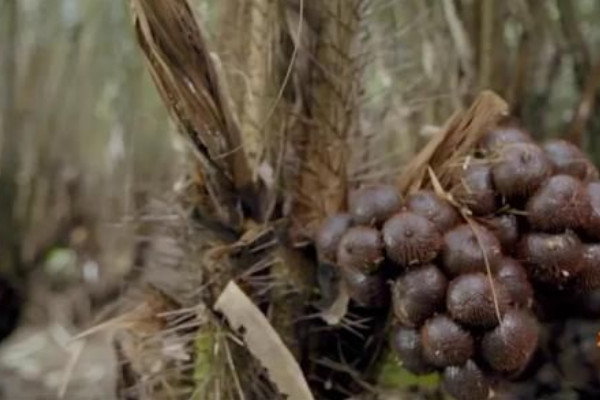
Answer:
(383, 212, 442, 268)
(442, 223, 502, 276)
(131, 0, 254, 227)
(337, 226, 383, 273)
(396, 92, 509, 194)
(349, 184, 403, 226)
(406, 190, 460, 232)
(315, 213, 353, 263)
(447, 273, 510, 328)
(526, 175, 590, 232)
(492, 143, 552, 199)
(421, 315, 474, 367)
(392, 265, 447, 327)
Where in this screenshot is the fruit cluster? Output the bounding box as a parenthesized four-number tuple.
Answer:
(315, 127, 600, 400)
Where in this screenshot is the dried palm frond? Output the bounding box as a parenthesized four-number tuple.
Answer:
(130, 0, 257, 229)
(215, 0, 283, 189)
(397, 91, 508, 195)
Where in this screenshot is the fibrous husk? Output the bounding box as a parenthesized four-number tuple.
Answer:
(397, 90, 508, 196)
(286, 0, 364, 240)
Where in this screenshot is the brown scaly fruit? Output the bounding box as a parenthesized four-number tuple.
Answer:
(442, 360, 490, 400)
(339, 265, 388, 308)
(382, 212, 442, 268)
(481, 309, 539, 373)
(337, 226, 383, 274)
(442, 223, 502, 276)
(526, 174, 590, 233)
(492, 143, 552, 199)
(495, 257, 533, 308)
(348, 184, 403, 226)
(482, 214, 520, 253)
(315, 213, 353, 263)
(479, 127, 532, 150)
(446, 273, 510, 328)
(583, 181, 600, 240)
(406, 189, 460, 231)
(519, 231, 583, 285)
(390, 325, 435, 375)
(392, 265, 447, 327)
(421, 315, 474, 367)
(453, 163, 497, 216)
(542, 139, 599, 181)
(573, 244, 600, 291)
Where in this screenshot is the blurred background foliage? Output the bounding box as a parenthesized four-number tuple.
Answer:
(1, 0, 600, 398)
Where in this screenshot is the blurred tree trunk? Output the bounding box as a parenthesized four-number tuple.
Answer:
(0, 0, 22, 279)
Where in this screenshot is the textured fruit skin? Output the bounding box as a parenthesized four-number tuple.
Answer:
(453, 163, 497, 216)
(584, 181, 600, 240)
(480, 127, 532, 150)
(421, 315, 474, 367)
(392, 265, 447, 327)
(542, 139, 594, 180)
(348, 184, 403, 226)
(337, 226, 383, 273)
(390, 325, 435, 375)
(339, 265, 388, 308)
(492, 143, 552, 199)
(442, 223, 502, 276)
(442, 360, 490, 400)
(406, 189, 460, 231)
(519, 232, 583, 285)
(447, 273, 510, 328)
(495, 257, 533, 308)
(481, 310, 539, 373)
(482, 214, 519, 253)
(382, 212, 442, 268)
(573, 244, 600, 291)
(526, 175, 590, 233)
(312, 128, 600, 400)
(316, 213, 353, 263)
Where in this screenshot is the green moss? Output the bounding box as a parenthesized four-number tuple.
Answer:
(377, 352, 440, 390)
(193, 328, 215, 385)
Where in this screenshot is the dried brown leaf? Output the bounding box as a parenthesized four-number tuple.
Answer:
(214, 281, 314, 400)
(397, 90, 508, 195)
(130, 0, 255, 227)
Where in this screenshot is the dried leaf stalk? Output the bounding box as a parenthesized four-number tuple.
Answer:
(289, 0, 364, 238)
(130, 0, 256, 228)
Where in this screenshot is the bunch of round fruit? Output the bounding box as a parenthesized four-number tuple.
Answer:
(314, 126, 600, 400)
